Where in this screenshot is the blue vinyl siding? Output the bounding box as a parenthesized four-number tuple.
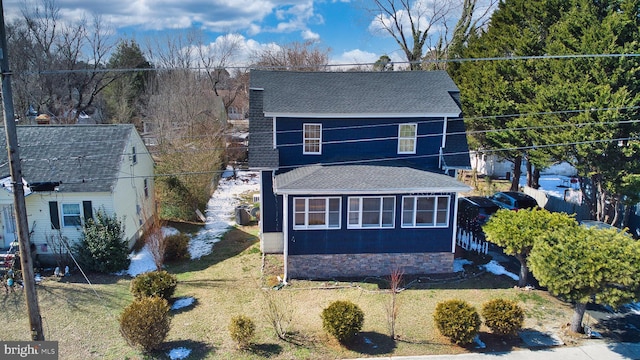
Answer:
(260, 171, 283, 233)
(276, 117, 445, 170)
(286, 193, 455, 255)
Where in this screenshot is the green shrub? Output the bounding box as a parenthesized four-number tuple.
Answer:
(433, 299, 481, 345)
(482, 298, 525, 336)
(119, 296, 171, 352)
(228, 315, 256, 349)
(164, 233, 191, 262)
(321, 300, 364, 343)
(72, 209, 130, 273)
(130, 270, 177, 300)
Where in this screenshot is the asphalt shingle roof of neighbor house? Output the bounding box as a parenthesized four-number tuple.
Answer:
(0, 124, 137, 193)
(274, 164, 471, 194)
(250, 70, 462, 116)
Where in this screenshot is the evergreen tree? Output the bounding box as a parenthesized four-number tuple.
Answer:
(483, 208, 578, 287)
(529, 225, 640, 333)
(104, 39, 153, 126)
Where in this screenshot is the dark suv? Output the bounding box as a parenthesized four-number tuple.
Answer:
(457, 196, 501, 226)
(489, 191, 539, 211)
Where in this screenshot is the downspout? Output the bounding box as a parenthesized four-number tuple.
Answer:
(451, 193, 460, 254)
(282, 193, 289, 284)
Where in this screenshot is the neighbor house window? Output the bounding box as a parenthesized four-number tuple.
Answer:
(347, 196, 395, 228)
(303, 123, 322, 154)
(294, 197, 341, 229)
(398, 123, 417, 154)
(402, 195, 450, 227)
(143, 178, 149, 198)
(131, 146, 137, 164)
(61, 203, 82, 227)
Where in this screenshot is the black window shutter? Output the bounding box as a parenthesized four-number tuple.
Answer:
(49, 201, 60, 229)
(83, 201, 93, 222)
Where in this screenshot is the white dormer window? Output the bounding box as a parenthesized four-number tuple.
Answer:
(303, 123, 322, 154)
(398, 123, 417, 154)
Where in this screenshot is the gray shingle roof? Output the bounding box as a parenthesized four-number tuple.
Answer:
(274, 165, 470, 194)
(250, 70, 461, 115)
(0, 124, 136, 192)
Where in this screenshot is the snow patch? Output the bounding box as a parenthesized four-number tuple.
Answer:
(474, 335, 486, 349)
(188, 169, 259, 259)
(168, 347, 191, 360)
(124, 245, 157, 277)
(482, 260, 519, 281)
(171, 297, 195, 310)
(453, 258, 473, 272)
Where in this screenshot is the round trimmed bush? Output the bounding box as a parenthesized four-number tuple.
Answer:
(119, 296, 171, 352)
(130, 270, 178, 300)
(433, 299, 481, 345)
(164, 233, 191, 262)
(229, 315, 256, 349)
(482, 298, 524, 336)
(321, 300, 364, 343)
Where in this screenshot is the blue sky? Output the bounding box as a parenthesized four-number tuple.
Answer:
(2, 0, 494, 68)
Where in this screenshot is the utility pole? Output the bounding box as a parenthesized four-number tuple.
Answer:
(0, 0, 45, 341)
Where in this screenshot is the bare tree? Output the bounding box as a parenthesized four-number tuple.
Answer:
(251, 40, 330, 71)
(367, 0, 496, 70)
(385, 267, 404, 339)
(195, 32, 249, 114)
(9, 0, 116, 122)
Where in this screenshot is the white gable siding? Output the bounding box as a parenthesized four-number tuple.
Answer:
(112, 128, 155, 247)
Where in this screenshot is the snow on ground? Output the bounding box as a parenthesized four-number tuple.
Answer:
(188, 168, 259, 259)
(171, 297, 195, 310)
(124, 246, 156, 277)
(481, 260, 519, 281)
(453, 258, 473, 272)
(167, 347, 191, 360)
(121, 169, 259, 275)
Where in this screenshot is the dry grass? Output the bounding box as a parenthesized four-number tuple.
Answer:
(1, 224, 577, 359)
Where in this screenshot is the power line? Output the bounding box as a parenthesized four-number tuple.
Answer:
(16, 52, 640, 75)
(30, 134, 637, 185)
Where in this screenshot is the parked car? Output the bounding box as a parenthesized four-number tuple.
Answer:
(489, 191, 539, 211)
(458, 196, 501, 226)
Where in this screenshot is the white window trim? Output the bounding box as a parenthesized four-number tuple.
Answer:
(347, 196, 396, 229)
(401, 195, 450, 228)
(61, 203, 82, 227)
(303, 123, 322, 155)
(293, 197, 341, 230)
(398, 123, 417, 154)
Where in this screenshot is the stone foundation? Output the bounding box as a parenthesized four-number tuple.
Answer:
(288, 252, 454, 279)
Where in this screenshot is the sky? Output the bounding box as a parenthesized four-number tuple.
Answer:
(1, 0, 495, 68)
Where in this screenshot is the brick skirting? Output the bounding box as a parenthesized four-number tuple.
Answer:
(288, 252, 454, 279)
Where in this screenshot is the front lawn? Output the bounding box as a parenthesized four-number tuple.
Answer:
(1, 224, 576, 359)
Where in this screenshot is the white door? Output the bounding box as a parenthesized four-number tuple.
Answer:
(2, 205, 16, 248)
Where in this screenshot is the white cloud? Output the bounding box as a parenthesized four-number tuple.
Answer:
(302, 29, 321, 41)
(331, 49, 378, 66)
(4, 0, 319, 35)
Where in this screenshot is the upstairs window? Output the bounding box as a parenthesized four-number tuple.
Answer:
(398, 123, 417, 154)
(303, 123, 322, 154)
(143, 178, 149, 198)
(131, 146, 137, 164)
(402, 195, 449, 227)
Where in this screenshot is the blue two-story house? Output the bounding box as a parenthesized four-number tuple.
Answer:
(249, 70, 471, 281)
